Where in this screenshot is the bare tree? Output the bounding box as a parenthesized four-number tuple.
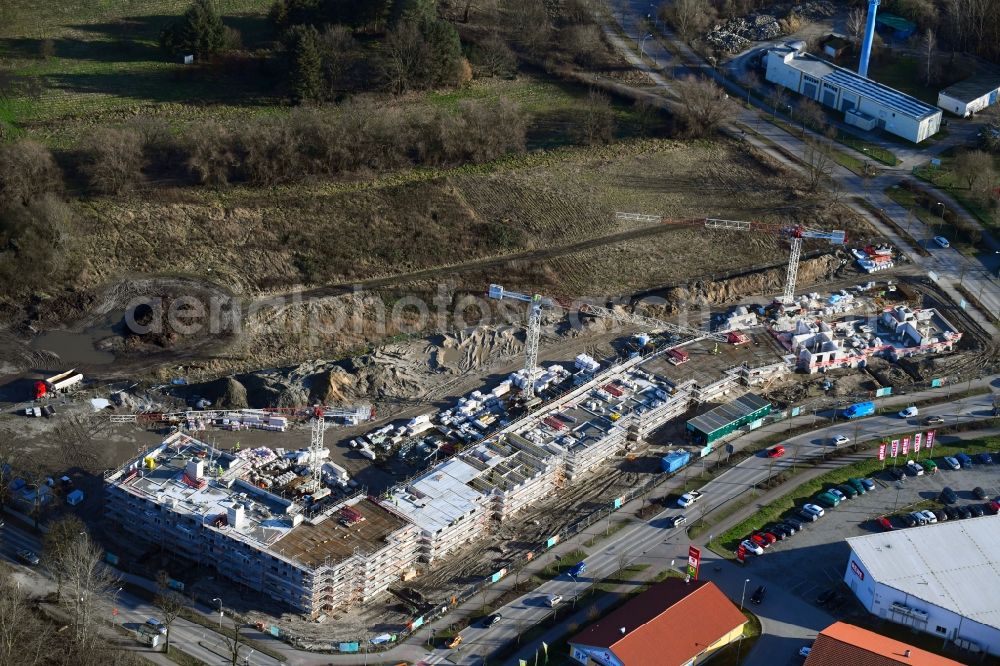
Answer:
(846, 7, 866, 45)
(672, 75, 738, 138)
(954, 149, 994, 190)
(803, 134, 835, 191)
(220, 612, 246, 666)
(80, 127, 144, 194)
(0, 574, 53, 666)
(503, 0, 551, 54)
(155, 572, 186, 654)
(42, 515, 87, 603)
(663, 0, 713, 40)
(0, 140, 62, 207)
(766, 85, 788, 118)
(794, 98, 827, 133)
(58, 530, 120, 655)
(574, 89, 616, 145)
(921, 28, 936, 85)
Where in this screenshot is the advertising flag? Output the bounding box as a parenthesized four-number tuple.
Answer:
(736, 544, 746, 563)
(926, 430, 936, 450)
(902, 436, 910, 455)
(914, 433, 922, 453)
(891, 439, 900, 457)
(687, 546, 702, 580)
(878, 442, 887, 460)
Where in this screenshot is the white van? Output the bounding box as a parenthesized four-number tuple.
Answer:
(547, 594, 563, 608)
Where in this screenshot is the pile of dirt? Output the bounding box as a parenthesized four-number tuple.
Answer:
(788, 1, 836, 20)
(866, 356, 918, 387)
(431, 326, 524, 372)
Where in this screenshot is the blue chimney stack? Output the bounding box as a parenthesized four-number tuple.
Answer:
(857, 0, 880, 78)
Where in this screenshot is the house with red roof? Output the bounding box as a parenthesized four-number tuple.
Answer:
(804, 622, 965, 666)
(567, 578, 747, 666)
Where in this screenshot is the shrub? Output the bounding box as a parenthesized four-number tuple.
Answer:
(0, 140, 62, 207)
(80, 127, 144, 195)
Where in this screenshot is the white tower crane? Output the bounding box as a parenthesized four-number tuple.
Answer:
(615, 213, 846, 305)
(488, 284, 552, 401)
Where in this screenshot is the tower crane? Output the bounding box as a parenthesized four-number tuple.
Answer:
(616, 213, 846, 305)
(488, 284, 552, 401)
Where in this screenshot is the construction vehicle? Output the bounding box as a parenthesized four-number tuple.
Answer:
(615, 213, 846, 304)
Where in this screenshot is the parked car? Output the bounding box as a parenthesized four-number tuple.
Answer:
(943, 456, 961, 470)
(754, 531, 778, 546)
(901, 513, 918, 527)
(970, 504, 985, 517)
(933, 509, 948, 522)
(898, 406, 919, 418)
(924, 415, 945, 425)
(767, 445, 786, 458)
(750, 585, 766, 605)
(672, 514, 689, 527)
(785, 517, 804, 531)
(741, 539, 764, 556)
(677, 490, 704, 508)
(485, 613, 502, 627)
(816, 491, 840, 508)
(847, 478, 866, 495)
(888, 466, 906, 480)
(145, 619, 168, 636)
(958, 505, 974, 519)
(832, 434, 850, 446)
(908, 511, 927, 526)
(933, 236, 950, 248)
(801, 503, 825, 519)
(974, 487, 988, 500)
(860, 478, 876, 491)
(836, 484, 857, 499)
(830, 488, 848, 502)
(956, 453, 974, 467)
(547, 594, 563, 607)
(944, 506, 961, 520)
(770, 524, 790, 539)
(940, 487, 958, 504)
(920, 510, 938, 524)
(906, 460, 925, 476)
(920, 459, 938, 473)
(16, 549, 39, 566)
(987, 501, 1000, 515)
(876, 516, 894, 531)
(977, 453, 994, 465)
(750, 533, 769, 548)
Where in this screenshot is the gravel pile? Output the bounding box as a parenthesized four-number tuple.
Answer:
(790, 1, 836, 20)
(705, 14, 782, 53)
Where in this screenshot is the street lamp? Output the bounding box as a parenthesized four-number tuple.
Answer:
(212, 597, 223, 630)
(740, 578, 751, 610)
(640, 33, 653, 58)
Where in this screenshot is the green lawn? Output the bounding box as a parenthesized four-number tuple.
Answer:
(913, 155, 1000, 231)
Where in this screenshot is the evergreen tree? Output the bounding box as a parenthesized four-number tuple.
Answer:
(287, 25, 323, 104)
(420, 16, 461, 87)
(160, 0, 225, 58)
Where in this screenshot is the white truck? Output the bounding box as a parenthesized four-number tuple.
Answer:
(677, 490, 704, 508)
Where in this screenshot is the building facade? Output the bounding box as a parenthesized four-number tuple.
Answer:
(937, 75, 1000, 117)
(765, 45, 942, 143)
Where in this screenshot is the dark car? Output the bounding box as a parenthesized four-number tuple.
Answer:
(970, 504, 986, 517)
(944, 506, 961, 520)
(956, 453, 974, 467)
(888, 467, 906, 481)
(837, 483, 859, 499)
(933, 509, 948, 522)
(770, 524, 790, 539)
(940, 487, 958, 504)
(750, 585, 766, 605)
(860, 478, 876, 491)
(978, 453, 994, 465)
(778, 522, 798, 536)
(958, 505, 974, 519)
(785, 517, 804, 531)
(485, 613, 502, 627)
(816, 589, 837, 606)
(974, 487, 989, 500)
(901, 513, 918, 527)
(16, 549, 39, 566)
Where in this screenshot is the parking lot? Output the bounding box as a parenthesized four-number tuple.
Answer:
(742, 456, 1000, 610)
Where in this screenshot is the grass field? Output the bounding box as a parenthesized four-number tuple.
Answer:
(913, 154, 1000, 231)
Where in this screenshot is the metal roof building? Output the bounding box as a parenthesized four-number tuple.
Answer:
(686, 392, 771, 447)
(765, 45, 942, 143)
(938, 74, 1000, 118)
(844, 516, 1000, 657)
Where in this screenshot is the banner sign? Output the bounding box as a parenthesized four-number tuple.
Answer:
(891, 439, 900, 458)
(687, 546, 701, 580)
(902, 436, 910, 456)
(878, 443, 887, 460)
(546, 536, 559, 548)
(913, 433, 922, 453)
(850, 560, 865, 581)
(926, 430, 936, 449)
(875, 387, 892, 397)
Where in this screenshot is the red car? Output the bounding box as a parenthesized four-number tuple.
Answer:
(767, 445, 786, 458)
(987, 501, 1000, 515)
(876, 516, 894, 531)
(750, 533, 768, 547)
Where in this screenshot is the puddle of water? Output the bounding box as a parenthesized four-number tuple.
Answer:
(31, 311, 124, 366)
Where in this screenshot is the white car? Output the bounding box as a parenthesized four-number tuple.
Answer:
(677, 490, 703, 508)
(802, 503, 825, 518)
(547, 594, 563, 607)
(740, 539, 764, 556)
(832, 434, 850, 446)
(898, 406, 919, 419)
(933, 236, 950, 248)
(920, 510, 938, 524)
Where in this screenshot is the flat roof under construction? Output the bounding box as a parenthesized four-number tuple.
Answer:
(275, 499, 409, 567)
(387, 457, 486, 535)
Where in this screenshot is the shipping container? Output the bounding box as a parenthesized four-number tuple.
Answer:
(667, 348, 690, 365)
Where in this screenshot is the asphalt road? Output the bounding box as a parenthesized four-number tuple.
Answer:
(417, 384, 999, 665)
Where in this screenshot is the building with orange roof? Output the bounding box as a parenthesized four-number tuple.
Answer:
(567, 578, 747, 666)
(804, 622, 966, 666)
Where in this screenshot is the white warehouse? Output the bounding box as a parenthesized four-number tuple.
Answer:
(844, 516, 1000, 657)
(937, 74, 1000, 118)
(765, 44, 942, 143)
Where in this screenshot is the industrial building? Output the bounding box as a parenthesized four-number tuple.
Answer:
(765, 44, 942, 143)
(104, 432, 420, 616)
(686, 393, 772, 449)
(804, 622, 964, 666)
(844, 516, 1000, 657)
(937, 74, 1000, 117)
(568, 579, 747, 666)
